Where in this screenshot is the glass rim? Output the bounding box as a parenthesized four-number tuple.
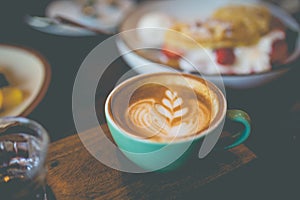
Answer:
(0, 116, 49, 152)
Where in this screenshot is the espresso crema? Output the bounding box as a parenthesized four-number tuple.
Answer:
(109, 74, 221, 142)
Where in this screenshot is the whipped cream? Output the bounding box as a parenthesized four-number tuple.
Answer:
(188, 19, 233, 40)
(179, 30, 286, 75)
(137, 12, 174, 47)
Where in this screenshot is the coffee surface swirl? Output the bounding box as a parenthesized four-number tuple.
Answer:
(109, 74, 220, 142)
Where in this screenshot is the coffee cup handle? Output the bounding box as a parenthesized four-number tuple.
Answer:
(224, 109, 251, 149)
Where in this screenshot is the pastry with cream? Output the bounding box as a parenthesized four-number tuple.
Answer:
(137, 4, 297, 75)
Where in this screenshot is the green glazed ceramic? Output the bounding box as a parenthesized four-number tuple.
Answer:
(105, 73, 251, 172)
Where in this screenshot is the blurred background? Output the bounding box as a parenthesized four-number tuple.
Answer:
(0, 0, 299, 199)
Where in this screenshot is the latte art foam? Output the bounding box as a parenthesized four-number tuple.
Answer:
(109, 73, 220, 142)
(127, 90, 208, 139)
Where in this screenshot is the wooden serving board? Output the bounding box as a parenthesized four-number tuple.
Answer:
(46, 124, 256, 200)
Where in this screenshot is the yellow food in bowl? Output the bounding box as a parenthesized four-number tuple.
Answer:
(0, 87, 23, 110)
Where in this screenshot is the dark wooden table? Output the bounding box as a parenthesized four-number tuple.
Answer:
(46, 125, 256, 200)
(1, 0, 300, 199)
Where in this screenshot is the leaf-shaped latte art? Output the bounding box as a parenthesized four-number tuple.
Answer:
(155, 90, 187, 124)
(127, 89, 210, 140)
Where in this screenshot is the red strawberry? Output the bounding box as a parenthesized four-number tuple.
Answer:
(270, 39, 288, 64)
(162, 46, 183, 59)
(215, 48, 235, 65)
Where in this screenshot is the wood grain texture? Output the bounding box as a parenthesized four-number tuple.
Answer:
(46, 125, 256, 200)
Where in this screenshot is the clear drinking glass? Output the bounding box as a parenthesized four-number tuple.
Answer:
(0, 117, 49, 200)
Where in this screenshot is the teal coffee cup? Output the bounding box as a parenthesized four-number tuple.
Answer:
(105, 73, 250, 172)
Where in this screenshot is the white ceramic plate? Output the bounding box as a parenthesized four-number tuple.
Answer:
(0, 45, 51, 117)
(43, 0, 135, 36)
(25, 15, 97, 37)
(117, 0, 300, 89)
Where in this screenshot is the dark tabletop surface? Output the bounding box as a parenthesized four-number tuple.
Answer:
(1, 0, 300, 199)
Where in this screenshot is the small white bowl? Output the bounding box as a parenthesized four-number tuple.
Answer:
(117, 0, 300, 89)
(0, 44, 51, 116)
